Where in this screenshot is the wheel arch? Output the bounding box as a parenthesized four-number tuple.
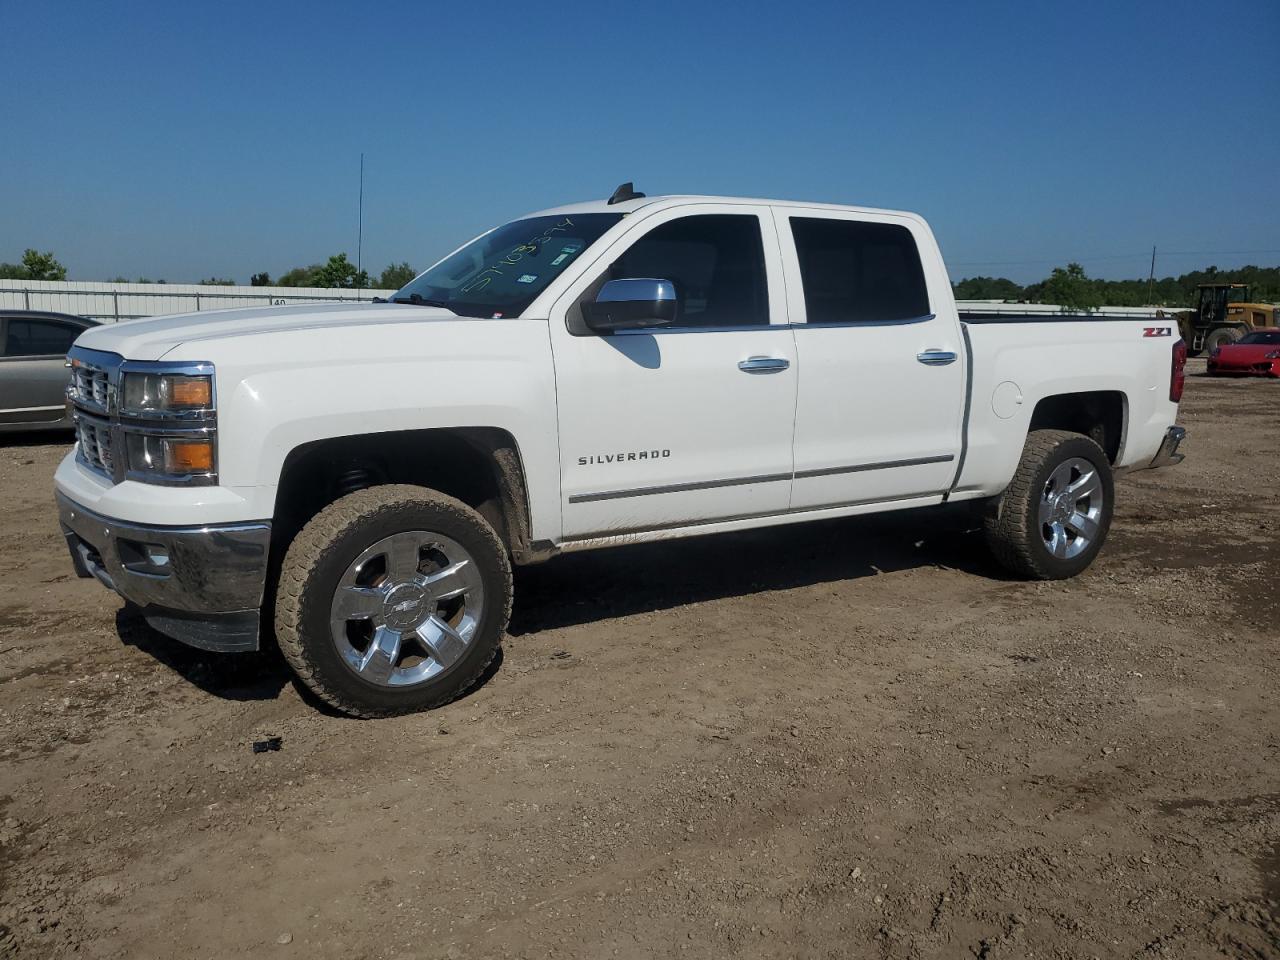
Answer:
(271, 427, 546, 566)
(1026, 389, 1128, 464)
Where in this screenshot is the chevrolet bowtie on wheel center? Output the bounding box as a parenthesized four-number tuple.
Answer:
(55, 186, 1187, 717)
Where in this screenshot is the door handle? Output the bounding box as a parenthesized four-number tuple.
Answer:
(738, 356, 790, 373)
(916, 350, 958, 366)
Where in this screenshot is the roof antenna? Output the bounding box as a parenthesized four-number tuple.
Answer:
(608, 181, 645, 205)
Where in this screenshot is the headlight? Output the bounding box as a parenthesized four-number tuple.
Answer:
(117, 363, 217, 485)
(121, 372, 214, 416)
(1266, 350, 1280, 360)
(125, 434, 216, 479)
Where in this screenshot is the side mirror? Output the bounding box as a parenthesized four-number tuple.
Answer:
(582, 278, 678, 333)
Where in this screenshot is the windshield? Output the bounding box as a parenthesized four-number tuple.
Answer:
(392, 213, 623, 318)
(1239, 331, 1280, 345)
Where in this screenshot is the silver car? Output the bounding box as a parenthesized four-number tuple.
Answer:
(0, 310, 100, 432)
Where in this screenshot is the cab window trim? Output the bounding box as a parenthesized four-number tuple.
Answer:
(569, 211, 774, 336)
(786, 215, 933, 326)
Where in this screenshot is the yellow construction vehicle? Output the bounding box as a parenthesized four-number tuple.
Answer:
(1178, 283, 1280, 355)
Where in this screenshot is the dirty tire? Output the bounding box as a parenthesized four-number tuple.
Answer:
(983, 430, 1115, 581)
(275, 485, 512, 718)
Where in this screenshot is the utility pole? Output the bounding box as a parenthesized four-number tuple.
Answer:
(357, 153, 365, 284)
(1146, 245, 1156, 304)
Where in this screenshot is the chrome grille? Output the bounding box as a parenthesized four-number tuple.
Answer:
(68, 350, 124, 480)
(75, 415, 114, 474)
(72, 365, 111, 412)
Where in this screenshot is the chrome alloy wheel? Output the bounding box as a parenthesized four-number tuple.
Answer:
(1038, 457, 1104, 560)
(329, 531, 485, 687)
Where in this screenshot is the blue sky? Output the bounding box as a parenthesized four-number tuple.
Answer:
(3, 0, 1277, 285)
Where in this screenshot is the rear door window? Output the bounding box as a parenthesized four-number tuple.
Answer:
(789, 218, 929, 324)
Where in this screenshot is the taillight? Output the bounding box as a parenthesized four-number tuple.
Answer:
(1170, 339, 1187, 403)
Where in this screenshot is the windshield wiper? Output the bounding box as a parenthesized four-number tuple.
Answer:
(390, 294, 452, 309)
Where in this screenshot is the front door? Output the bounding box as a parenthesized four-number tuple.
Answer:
(549, 205, 797, 539)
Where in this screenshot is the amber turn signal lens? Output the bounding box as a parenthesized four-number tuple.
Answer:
(165, 440, 214, 474)
(168, 377, 212, 408)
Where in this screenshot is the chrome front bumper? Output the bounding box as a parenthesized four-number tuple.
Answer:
(1149, 426, 1186, 469)
(56, 491, 271, 652)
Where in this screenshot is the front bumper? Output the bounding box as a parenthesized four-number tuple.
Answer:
(56, 491, 271, 652)
(1148, 426, 1186, 469)
(1207, 360, 1280, 377)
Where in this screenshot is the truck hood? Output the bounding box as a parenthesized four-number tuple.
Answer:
(73, 302, 460, 361)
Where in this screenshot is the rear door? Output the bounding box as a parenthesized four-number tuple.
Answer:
(0, 316, 83, 425)
(549, 204, 797, 539)
(775, 209, 965, 510)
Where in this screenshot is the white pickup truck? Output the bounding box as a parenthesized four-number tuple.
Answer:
(55, 186, 1187, 717)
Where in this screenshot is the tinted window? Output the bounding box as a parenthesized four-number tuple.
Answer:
(790, 218, 929, 323)
(1239, 331, 1280, 345)
(394, 213, 622, 318)
(604, 214, 769, 327)
(4, 318, 80, 357)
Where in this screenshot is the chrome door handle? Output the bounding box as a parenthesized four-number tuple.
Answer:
(916, 350, 958, 366)
(738, 356, 790, 373)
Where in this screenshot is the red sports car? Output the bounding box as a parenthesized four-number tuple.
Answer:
(1207, 330, 1280, 378)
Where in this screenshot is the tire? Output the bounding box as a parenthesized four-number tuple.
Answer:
(1204, 326, 1242, 352)
(275, 484, 512, 718)
(983, 430, 1115, 580)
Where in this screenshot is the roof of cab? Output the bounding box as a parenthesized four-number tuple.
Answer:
(522, 193, 924, 223)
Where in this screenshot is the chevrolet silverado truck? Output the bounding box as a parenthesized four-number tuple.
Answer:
(55, 185, 1188, 717)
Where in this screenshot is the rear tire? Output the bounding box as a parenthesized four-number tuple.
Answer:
(275, 485, 512, 718)
(984, 430, 1114, 580)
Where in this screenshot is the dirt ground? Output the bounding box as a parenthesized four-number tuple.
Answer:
(1, 360, 1277, 960)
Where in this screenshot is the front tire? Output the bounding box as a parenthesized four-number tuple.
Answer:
(984, 430, 1115, 580)
(275, 485, 512, 718)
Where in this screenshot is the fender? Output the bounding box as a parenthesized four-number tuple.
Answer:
(164, 317, 563, 542)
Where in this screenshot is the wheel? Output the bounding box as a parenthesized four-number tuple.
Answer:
(1204, 326, 1242, 352)
(275, 485, 512, 717)
(983, 430, 1115, 580)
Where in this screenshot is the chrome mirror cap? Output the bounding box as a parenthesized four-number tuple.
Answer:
(596, 278, 676, 304)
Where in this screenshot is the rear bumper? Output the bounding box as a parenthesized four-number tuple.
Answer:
(1148, 426, 1186, 470)
(56, 491, 270, 652)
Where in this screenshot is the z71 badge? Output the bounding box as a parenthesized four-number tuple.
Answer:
(1143, 327, 1172, 337)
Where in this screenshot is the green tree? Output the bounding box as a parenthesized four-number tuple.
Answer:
(250, 272, 271, 286)
(0, 249, 68, 280)
(200, 277, 235, 286)
(277, 264, 322, 287)
(311, 253, 369, 289)
(378, 262, 417, 289)
(1032, 262, 1102, 313)
(952, 276, 1025, 301)
(21, 249, 67, 280)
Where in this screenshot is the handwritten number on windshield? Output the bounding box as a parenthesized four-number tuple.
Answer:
(459, 218, 575, 295)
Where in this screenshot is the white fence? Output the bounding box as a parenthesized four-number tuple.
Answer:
(1, 280, 1185, 324)
(0, 279, 397, 322)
